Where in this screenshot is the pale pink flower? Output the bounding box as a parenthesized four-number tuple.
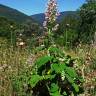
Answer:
(43, 0, 60, 32)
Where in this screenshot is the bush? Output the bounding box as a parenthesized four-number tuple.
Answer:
(27, 45, 84, 96)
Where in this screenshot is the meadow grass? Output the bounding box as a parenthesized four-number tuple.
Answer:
(0, 39, 96, 96)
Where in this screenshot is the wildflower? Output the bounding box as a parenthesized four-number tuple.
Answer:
(61, 71, 65, 80)
(19, 41, 25, 46)
(8, 66, 12, 70)
(43, 0, 60, 32)
(19, 33, 22, 36)
(59, 58, 65, 62)
(52, 24, 59, 31)
(66, 23, 70, 27)
(43, 21, 47, 27)
(10, 25, 13, 28)
(52, 44, 56, 47)
(41, 44, 45, 47)
(43, 0, 60, 45)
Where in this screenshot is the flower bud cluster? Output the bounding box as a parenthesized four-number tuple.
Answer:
(43, 0, 60, 31)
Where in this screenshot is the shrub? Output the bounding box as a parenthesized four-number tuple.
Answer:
(28, 45, 84, 96)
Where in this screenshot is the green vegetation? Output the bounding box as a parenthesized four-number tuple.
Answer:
(0, 4, 35, 23)
(56, 15, 79, 47)
(78, 0, 96, 43)
(0, 0, 96, 96)
(56, 0, 96, 46)
(28, 45, 84, 96)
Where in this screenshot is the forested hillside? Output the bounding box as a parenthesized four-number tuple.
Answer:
(31, 11, 77, 25)
(0, 4, 35, 23)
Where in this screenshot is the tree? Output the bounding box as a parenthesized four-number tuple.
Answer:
(86, 0, 96, 3)
(0, 17, 18, 46)
(78, 0, 96, 43)
(56, 15, 79, 47)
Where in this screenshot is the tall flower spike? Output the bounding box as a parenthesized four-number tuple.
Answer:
(43, 0, 60, 46)
(43, 0, 60, 32)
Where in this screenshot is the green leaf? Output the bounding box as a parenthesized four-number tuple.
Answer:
(29, 75, 42, 88)
(72, 83, 79, 92)
(50, 92, 61, 96)
(66, 73, 79, 92)
(51, 63, 67, 74)
(49, 83, 61, 96)
(43, 75, 56, 80)
(36, 55, 53, 68)
(51, 63, 61, 73)
(50, 83, 59, 92)
(60, 63, 67, 71)
(63, 91, 67, 96)
(49, 47, 60, 53)
(48, 46, 64, 57)
(65, 67, 78, 78)
(66, 74, 74, 84)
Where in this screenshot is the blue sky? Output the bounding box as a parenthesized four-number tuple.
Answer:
(0, 0, 85, 15)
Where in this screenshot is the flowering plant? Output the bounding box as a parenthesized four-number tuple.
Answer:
(43, 0, 60, 46)
(43, 0, 59, 35)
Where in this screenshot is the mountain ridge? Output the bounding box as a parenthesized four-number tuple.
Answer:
(0, 4, 35, 23)
(31, 11, 78, 25)
(0, 4, 78, 25)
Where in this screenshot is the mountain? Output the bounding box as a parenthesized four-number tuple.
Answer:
(57, 11, 78, 22)
(0, 4, 78, 25)
(31, 11, 78, 25)
(0, 4, 35, 23)
(31, 13, 45, 25)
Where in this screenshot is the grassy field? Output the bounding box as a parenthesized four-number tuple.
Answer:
(0, 37, 96, 96)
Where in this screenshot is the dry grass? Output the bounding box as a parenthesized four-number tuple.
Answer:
(65, 44, 96, 96)
(0, 44, 30, 96)
(0, 41, 96, 96)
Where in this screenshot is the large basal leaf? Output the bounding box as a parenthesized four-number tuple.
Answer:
(60, 63, 67, 71)
(66, 74, 74, 84)
(65, 67, 78, 78)
(29, 74, 56, 88)
(35, 55, 53, 68)
(51, 63, 67, 74)
(29, 75, 42, 88)
(51, 63, 61, 73)
(65, 73, 79, 92)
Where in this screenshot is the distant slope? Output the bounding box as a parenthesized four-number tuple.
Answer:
(31, 13, 45, 25)
(57, 11, 78, 22)
(0, 4, 35, 23)
(31, 11, 78, 25)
